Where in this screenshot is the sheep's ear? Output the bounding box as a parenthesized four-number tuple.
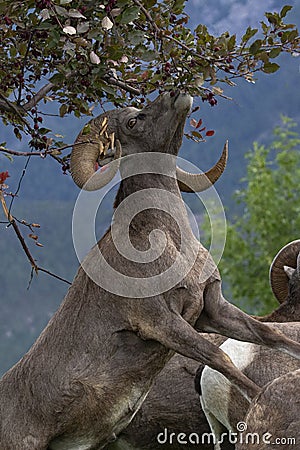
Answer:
(283, 265, 295, 280)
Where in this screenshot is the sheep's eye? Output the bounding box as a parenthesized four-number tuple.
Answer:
(127, 118, 137, 129)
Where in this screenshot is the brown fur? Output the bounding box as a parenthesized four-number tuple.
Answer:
(2, 93, 300, 450)
(236, 369, 300, 450)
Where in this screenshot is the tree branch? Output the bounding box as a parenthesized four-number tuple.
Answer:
(104, 77, 141, 95)
(0, 93, 31, 129)
(23, 83, 55, 110)
(0, 190, 38, 273)
(132, 0, 160, 34)
(0, 190, 71, 285)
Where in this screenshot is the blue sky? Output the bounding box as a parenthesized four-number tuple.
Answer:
(187, 0, 299, 37)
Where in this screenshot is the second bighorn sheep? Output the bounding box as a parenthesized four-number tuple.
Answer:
(236, 369, 300, 450)
(2, 93, 300, 450)
(199, 240, 300, 450)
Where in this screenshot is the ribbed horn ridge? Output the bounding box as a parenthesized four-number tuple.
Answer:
(270, 240, 300, 303)
(70, 113, 121, 191)
(176, 141, 228, 193)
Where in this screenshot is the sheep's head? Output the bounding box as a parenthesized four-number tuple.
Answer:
(270, 240, 300, 303)
(70, 92, 227, 191)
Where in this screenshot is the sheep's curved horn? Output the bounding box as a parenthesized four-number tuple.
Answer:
(269, 240, 300, 303)
(70, 114, 121, 191)
(176, 141, 228, 192)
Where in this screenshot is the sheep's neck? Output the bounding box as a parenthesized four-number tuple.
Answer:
(114, 172, 180, 209)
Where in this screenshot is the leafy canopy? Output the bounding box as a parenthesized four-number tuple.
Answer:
(0, 1, 299, 153)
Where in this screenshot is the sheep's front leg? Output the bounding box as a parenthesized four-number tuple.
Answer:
(197, 280, 300, 360)
(137, 313, 259, 402)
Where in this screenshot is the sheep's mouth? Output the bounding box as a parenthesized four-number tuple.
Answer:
(98, 148, 115, 167)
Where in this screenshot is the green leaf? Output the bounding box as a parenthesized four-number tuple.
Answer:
(265, 12, 280, 26)
(119, 6, 140, 24)
(10, 46, 17, 58)
(82, 123, 91, 135)
(38, 127, 51, 135)
(143, 0, 156, 7)
(241, 26, 258, 44)
(102, 84, 117, 95)
(50, 73, 65, 84)
(249, 39, 262, 55)
(269, 47, 281, 59)
(191, 130, 203, 140)
(280, 5, 293, 18)
(260, 21, 269, 34)
(59, 104, 68, 117)
(127, 30, 146, 46)
(139, 49, 157, 62)
(4, 153, 13, 162)
(172, 0, 185, 14)
(13, 128, 22, 140)
(287, 29, 298, 42)
(228, 34, 236, 51)
(262, 62, 280, 73)
(54, 5, 69, 17)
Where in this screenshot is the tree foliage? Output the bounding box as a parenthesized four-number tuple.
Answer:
(219, 117, 300, 315)
(0, 1, 299, 154)
(0, 1, 299, 280)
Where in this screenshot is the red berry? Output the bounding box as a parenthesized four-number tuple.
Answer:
(34, 123, 39, 130)
(4, 16, 12, 25)
(37, 116, 43, 123)
(164, 62, 171, 72)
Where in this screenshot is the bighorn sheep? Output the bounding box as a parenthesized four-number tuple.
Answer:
(108, 335, 233, 450)
(235, 369, 300, 450)
(111, 241, 300, 450)
(2, 93, 300, 450)
(199, 240, 300, 450)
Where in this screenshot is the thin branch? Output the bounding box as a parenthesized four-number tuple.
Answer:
(18, 31, 35, 104)
(132, 0, 160, 34)
(0, 93, 31, 129)
(0, 147, 46, 157)
(23, 82, 55, 110)
(0, 190, 38, 273)
(38, 267, 71, 285)
(1, 190, 72, 285)
(0, 140, 103, 160)
(105, 77, 141, 95)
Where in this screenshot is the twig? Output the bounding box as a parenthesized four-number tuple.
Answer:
(132, 0, 160, 34)
(1, 191, 72, 285)
(0, 190, 38, 273)
(105, 77, 141, 95)
(0, 93, 31, 130)
(23, 83, 55, 110)
(0, 147, 47, 157)
(17, 31, 35, 105)
(38, 267, 71, 285)
(0, 140, 99, 158)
